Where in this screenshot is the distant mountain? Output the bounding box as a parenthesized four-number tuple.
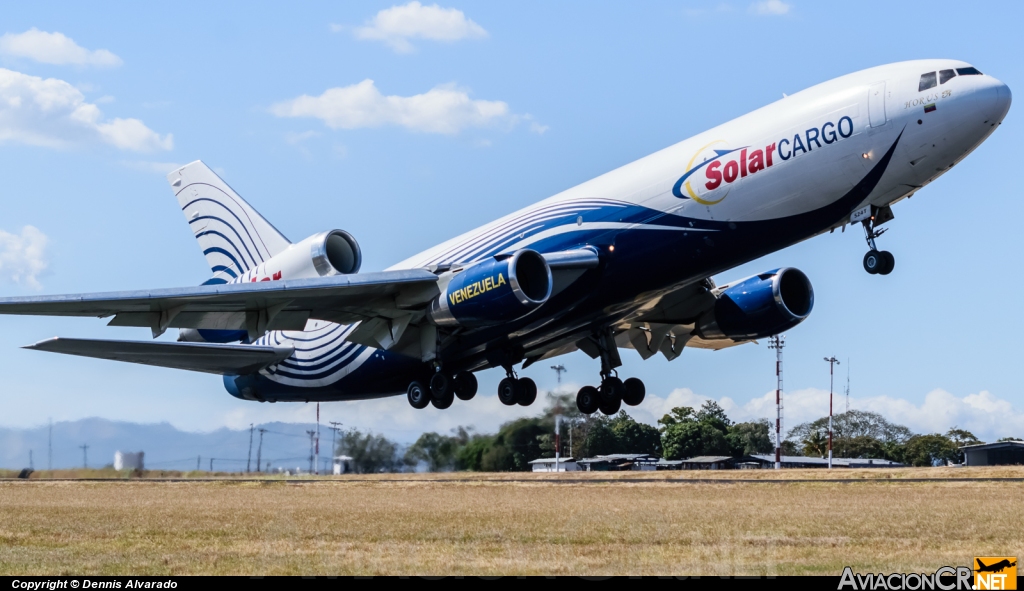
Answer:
(0, 418, 342, 473)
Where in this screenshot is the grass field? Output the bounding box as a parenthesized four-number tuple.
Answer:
(2, 468, 1023, 576)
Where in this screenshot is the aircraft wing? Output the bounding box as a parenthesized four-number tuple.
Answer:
(0, 269, 441, 339)
(26, 337, 294, 375)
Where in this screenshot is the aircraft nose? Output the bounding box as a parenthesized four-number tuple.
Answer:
(981, 76, 1012, 124)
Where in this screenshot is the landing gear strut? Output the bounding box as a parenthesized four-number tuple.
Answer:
(575, 329, 647, 415)
(861, 215, 894, 275)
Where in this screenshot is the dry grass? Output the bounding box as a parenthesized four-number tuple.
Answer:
(2, 469, 1023, 576)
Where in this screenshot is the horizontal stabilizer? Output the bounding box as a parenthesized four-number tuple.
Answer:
(25, 337, 293, 375)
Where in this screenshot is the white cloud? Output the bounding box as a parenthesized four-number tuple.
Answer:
(750, 0, 792, 15)
(350, 2, 487, 53)
(271, 79, 515, 134)
(635, 386, 1024, 443)
(0, 226, 48, 289)
(0, 68, 172, 151)
(284, 130, 320, 144)
(0, 28, 122, 67)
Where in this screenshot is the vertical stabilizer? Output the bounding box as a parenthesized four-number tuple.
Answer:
(168, 161, 291, 282)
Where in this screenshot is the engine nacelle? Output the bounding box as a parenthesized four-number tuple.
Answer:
(178, 230, 360, 344)
(428, 249, 552, 327)
(697, 267, 814, 340)
(238, 229, 361, 283)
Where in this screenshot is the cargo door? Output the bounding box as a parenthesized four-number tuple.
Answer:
(868, 82, 887, 128)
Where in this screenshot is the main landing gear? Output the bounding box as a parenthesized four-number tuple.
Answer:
(407, 370, 478, 410)
(574, 328, 646, 416)
(576, 374, 646, 416)
(861, 215, 894, 275)
(497, 372, 538, 407)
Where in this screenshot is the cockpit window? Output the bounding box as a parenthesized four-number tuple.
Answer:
(919, 72, 937, 92)
(939, 69, 956, 84)
(956, 67, 982, 76)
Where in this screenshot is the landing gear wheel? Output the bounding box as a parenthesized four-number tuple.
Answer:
(430, 389, 454, 409)
(498, 377, 519, 406)
(622, 378, 646, 406)
(454, 371, 478, 401)
(863, 250, 883, 274)
(517, 377, 537, 406)
(576, 386, 600, 415)
(429, 372, 451, 399)
(407, 381, 430, 409)
(599, 376, 625, 403)
(599, 396, 622, 416)
(878, 251, 895, 275)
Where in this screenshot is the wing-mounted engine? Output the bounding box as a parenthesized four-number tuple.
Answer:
(612, 267, 813, 363)
(696, 267, 814, 340)
(428, 249, 553, 327)
(238, 229, 361, 282)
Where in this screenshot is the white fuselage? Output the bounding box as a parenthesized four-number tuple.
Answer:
(393, 59, 1009, 270)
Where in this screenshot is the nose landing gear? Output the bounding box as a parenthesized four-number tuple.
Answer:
(860, 210, 895, 275)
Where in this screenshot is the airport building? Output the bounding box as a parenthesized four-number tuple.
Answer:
(960, 441, 1024, 466)
(114, 451, 144, 471)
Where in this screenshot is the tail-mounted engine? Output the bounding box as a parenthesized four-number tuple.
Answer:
(178, 229, 360, 343)
(696, 267, 814, 340)
(239, 229, 361, 282)
(428, 249, 553, 328)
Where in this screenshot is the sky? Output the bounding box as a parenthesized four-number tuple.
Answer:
(0, 1, 1022, 444)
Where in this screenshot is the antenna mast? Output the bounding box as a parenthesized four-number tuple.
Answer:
(845, 359, 850, 413)
(768, 335, 785, 470)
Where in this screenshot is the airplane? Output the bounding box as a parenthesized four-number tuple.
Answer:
(976, 558, 1016, 573)
(0, 59, 1010, 415)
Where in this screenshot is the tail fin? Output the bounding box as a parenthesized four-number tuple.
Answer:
(168, 161, 291, 282)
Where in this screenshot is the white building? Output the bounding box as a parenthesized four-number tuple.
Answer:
(528, 457, 579, 472)
(333, 455, 354, 474)
(114, 451, 144, 471)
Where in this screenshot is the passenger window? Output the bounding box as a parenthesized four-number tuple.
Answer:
(956, 67, 982, 76)
(918, 72, 937, 92)
(939, 69, 956, 84)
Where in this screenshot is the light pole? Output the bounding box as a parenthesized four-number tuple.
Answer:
(823, 356, 841, 469)
(551, 365, 566, 385)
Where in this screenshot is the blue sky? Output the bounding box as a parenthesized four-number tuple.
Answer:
(0, 1, 1021, 443)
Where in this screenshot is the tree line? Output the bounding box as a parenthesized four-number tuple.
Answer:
(332, 393, 1017, 473)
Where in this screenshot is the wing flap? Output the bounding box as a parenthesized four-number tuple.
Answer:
(25, 337, 294, 375)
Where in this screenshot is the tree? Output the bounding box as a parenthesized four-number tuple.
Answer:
(336, 428, 402, 473)
(455, 435, 495, 471)
(788, 410, 915, 460)
(403, 432, 459, 472)
(945, 428, 982, 463)
(834, 435, 884, 459)
(659, 404, 732, 460)
(727, 420, 773, 456)
(471, 417, 551, 471)
(997, 436, 1023, 442)
(695, 400, 732, 429)
(903, 434, 958, 467)
(801, 430, 828, 457)
(662, 421, 730, 460)
(788, 410, 913, 444)
(609, 412, 661, 456)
